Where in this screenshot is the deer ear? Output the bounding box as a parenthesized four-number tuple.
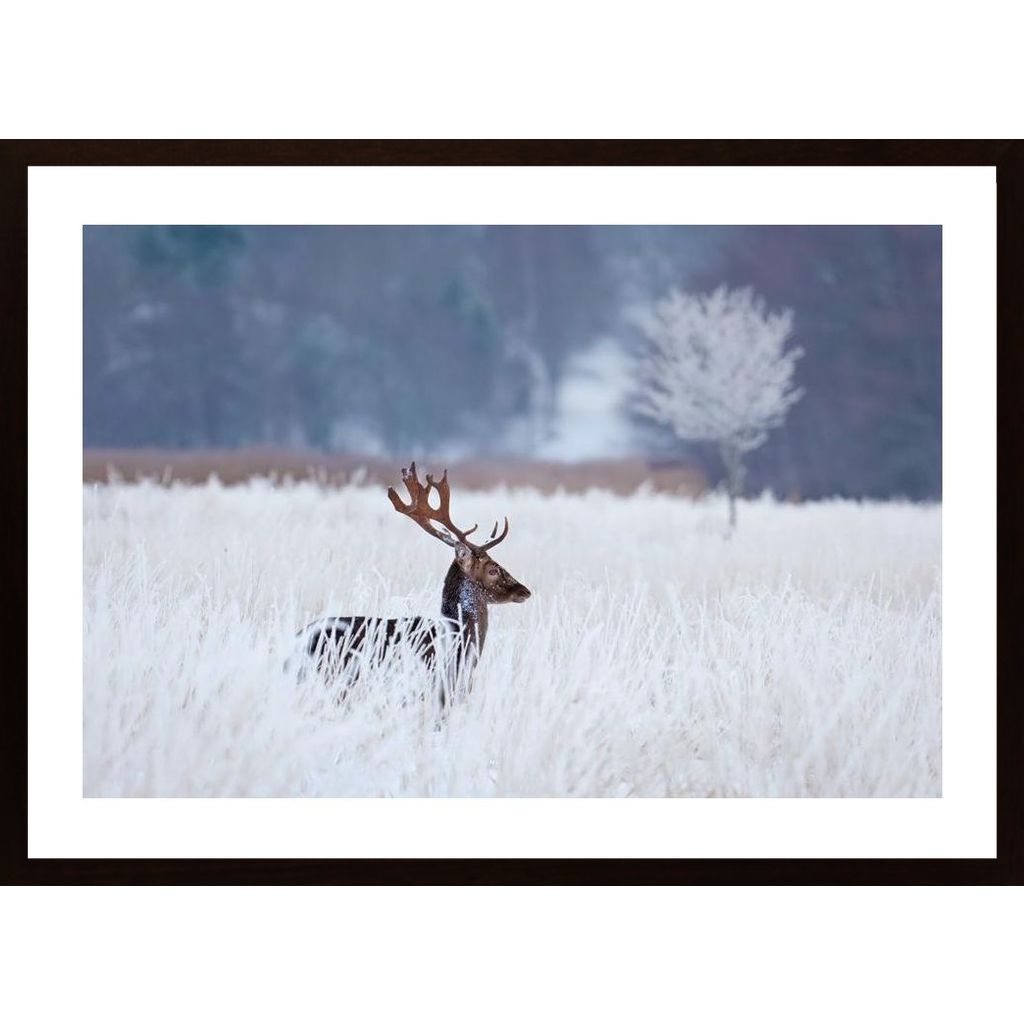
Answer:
(453, 542, 473, 565)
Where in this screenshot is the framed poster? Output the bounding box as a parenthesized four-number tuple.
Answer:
(4, 140, 1019, 882)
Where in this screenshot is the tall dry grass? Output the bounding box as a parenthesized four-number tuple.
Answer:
(82, 448, 708, 495)
(84, 479, 940, 797)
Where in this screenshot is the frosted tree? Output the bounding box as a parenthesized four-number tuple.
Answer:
(632, 285, 804, 529)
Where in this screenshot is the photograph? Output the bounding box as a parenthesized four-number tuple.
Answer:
(82, 222, 942, 799)
(2, 4, 1019, 1010)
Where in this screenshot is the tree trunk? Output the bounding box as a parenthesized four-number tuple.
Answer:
(719, 442, 746, 531)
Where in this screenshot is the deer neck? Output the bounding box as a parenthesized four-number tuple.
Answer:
(441, 561, 489, 653)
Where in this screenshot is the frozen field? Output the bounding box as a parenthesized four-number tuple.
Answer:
(83, 479, 941, 797)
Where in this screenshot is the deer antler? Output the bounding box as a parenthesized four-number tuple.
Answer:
(476, 514, 509, 551)
(387, 462, 475, 548)
(387, 462, 509, 552)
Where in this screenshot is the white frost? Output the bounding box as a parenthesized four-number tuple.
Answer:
(83, 479, 941, 797)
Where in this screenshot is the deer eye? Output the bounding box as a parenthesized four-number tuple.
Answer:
(487, 566, 499, 577)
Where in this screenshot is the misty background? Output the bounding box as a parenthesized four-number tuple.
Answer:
(83, 225, 941, 500)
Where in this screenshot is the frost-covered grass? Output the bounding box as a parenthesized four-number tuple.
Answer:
(84, 480, 941, 797)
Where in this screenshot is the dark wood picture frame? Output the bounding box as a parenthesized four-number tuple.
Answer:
(2, 139, 1019, 884)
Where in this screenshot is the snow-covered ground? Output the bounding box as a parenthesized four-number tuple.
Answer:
(83, 480, 941, 797)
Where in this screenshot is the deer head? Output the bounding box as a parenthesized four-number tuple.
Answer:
(387, 463, 531, 605)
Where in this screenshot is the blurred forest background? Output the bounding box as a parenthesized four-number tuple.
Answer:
(83, 225, 941, 500)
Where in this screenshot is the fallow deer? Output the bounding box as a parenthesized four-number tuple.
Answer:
(300, 463, 531, 699)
